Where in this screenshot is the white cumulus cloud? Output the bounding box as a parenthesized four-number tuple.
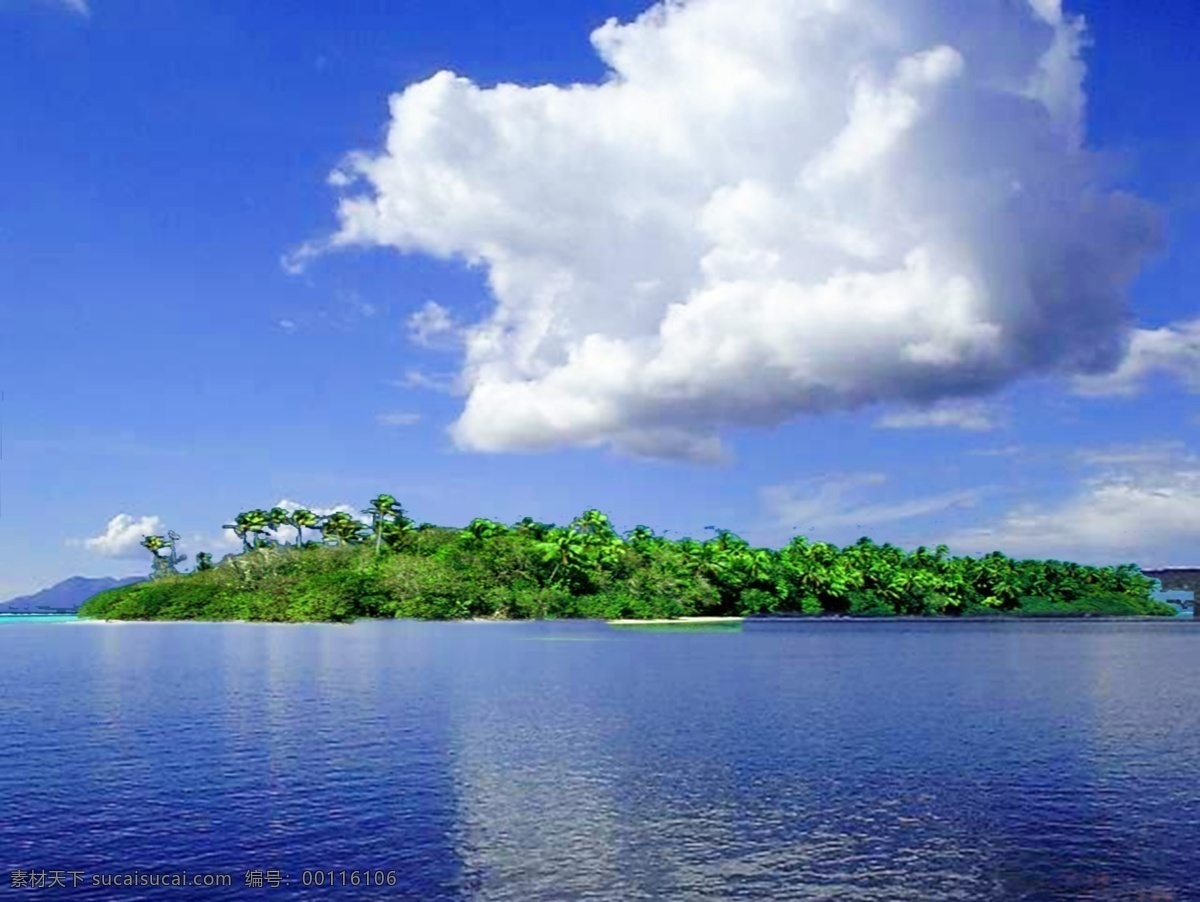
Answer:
(298, 0, 1160, 460)
(1071, 318, 1200, 397)
(75, 514, 165, 558)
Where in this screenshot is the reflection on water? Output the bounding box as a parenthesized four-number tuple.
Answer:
(0, 619, 1197, 900)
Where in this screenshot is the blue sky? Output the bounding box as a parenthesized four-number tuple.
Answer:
(2, 0, 1197, 599)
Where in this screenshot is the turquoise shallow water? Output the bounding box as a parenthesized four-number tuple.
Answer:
(0, 614, 79, 624)
(1, 618, 1198, 900)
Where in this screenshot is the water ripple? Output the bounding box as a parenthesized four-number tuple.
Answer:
(0, 619, 1197, 900)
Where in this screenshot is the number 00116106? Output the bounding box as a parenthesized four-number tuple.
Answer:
(301, 871, 398, 887)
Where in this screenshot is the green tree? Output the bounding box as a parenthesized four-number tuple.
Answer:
(572, 509, 619, 540)
(462, 518, 510, 543)
(513, 517, 552, 540)
(536, 527, 590, 589)
(222, 512, 253, 553)
(85, 495, 1174, 624)
(289, 508, 320, 547)
(223, 509, 272, 551)
(363, 494, 405, 556)
(140, 534, 167, 578)
(322, 512, 366, 546)
(266, 507, 292, 544)
(242, 510, 273, 548)
(623, 525, 659, 550)
(141, 532, 187, 579)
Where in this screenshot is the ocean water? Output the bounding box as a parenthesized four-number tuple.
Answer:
(1, 618, 1197, 900)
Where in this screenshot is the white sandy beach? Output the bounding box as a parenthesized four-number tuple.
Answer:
(606, 616, 745, 625)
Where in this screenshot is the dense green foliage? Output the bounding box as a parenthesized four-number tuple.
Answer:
(79, 498, 1175, 622)
(1006, 594, 1175, 618)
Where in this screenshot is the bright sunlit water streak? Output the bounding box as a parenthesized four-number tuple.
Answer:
(0, 619, 1197, 900)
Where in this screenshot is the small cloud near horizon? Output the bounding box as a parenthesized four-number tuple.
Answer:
(376, 411, 421, 427)
(875, 399, 1001, 432)
(966, 444, 1023, 457)
(760, 472, 987, 540)
(391, 368, 459, 394)
(941, 443, 1200, 567)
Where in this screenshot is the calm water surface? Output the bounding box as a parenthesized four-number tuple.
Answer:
(1, 619, 1197, 900)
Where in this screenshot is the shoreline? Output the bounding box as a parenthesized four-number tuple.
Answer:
(607, 616, 745, 625)
(748, 614, 1193, 623)
(7, 613, 1191, 625)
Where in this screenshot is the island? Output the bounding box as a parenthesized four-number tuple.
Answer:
(74, 495, 1179, 623)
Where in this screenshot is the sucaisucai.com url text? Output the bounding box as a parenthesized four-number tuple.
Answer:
(10, 870, 233, 890)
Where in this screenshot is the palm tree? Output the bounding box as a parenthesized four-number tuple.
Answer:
(536, 528, 589, 587)
(827, 561, 864, 607)
(266, 507, 292, 544)
(572, 509, 618, 540)
(140, 534, 166, 559)
(242, 510, 273, 549)
(463, 517, 509, 542)
(322, 512, 365, 546)
(380, 517, 415, 550)
(222, 509, 273, 551)
(362, 494, 403, 556)
(707, 528, 749, 553)
(588, 533, 627, 571)
(289, 508, 320, 547)
(222, 512, 253, 553)
(623, 525, 658, 549)
(740, 548, 776, 586)
(140, 534, 173, 579)
(513, 516, 552, 541)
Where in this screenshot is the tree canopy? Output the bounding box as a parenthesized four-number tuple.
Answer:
(86, 499, 1174, 623)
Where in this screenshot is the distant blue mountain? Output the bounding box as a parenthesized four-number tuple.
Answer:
(0, 576, 146, 613)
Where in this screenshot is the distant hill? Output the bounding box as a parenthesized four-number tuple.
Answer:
(0, 576, 146, 613)
(1141, 569, 1200, 593)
